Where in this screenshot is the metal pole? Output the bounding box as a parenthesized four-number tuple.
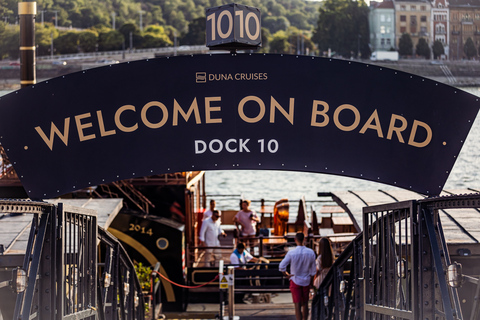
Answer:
(18, 2, 36, 88)
(219, 260, 225, 319)
(50, 32, 53, 60)
(228, 266, 235, 320)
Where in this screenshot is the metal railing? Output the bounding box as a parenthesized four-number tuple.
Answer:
(3, 200, 144, 320)
(312, 194, 480, 320)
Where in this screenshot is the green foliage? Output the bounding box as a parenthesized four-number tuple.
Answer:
(142, 25, 173, 47)
(55, 32, 80, 54)
(0, 25, 20, 59)
(415, 38, 430, 59)
(312, 0, 370, 58)
(78, 30, 99, 52)
(182, 17, 206, 45)
(269, 30, 290, 53)
(263, 16, 290, 34)
(464, 37, 477, 60)
(98, 30, 124, 51)
(0, 0, 323, 57)
(432, 40, 444, 60)
(398, 33, 413, 57)
(134, 262, 158, 292)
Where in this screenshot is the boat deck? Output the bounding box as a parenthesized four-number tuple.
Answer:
(330, 188, 480, 244)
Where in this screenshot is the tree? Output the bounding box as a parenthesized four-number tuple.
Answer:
(415, 38, 430, 59)
(464, 37, 477, 59)
(398, 33, 413, 57)
(98, 30, 124, 51)
(142, 25, 172, 48)
(269, 30, 290, 54)
(182, 17, 205, 45)
(119, 24, 143, 49)
(312, 0, 370, 58)
(432, 40, 445, 59)
(55, 32, 80, 54)
(78, 30, 98, 52)
(263, 16, 290, 34)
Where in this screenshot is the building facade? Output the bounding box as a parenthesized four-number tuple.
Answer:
(449, 0, 480, 59)
(369, 1, 397, 52)
(394, 0, 432, 55)
(431, 0, 450, 58)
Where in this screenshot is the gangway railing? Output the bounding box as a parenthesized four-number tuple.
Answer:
(312, 194, 480, 320)
(1, 200, 144, 320)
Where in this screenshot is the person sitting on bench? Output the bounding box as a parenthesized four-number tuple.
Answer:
(230, 242, 258, 269)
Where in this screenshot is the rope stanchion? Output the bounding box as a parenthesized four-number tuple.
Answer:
(152, 270, 219, 289)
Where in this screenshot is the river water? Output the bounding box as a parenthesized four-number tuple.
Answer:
(1, 87, 480, 211)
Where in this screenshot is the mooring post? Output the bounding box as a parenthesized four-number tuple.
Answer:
(18, 1, 36, 88)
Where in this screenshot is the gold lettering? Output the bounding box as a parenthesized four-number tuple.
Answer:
(238, 96, 265, 123)
(333, 104, 360, 131)
(75, 113, 96, 141)
(408, 120, 432, 147)
(35, 118, 70, 151)
(387, 114, 407, 143)
(311, 100, 329, 127)
(205, 97, 222, 124)
(359, 109, 383, 138)
(173, 98, 201, 126)
(115, 105, 138, 132)
(270, 97, 294, 125)
(141, 101, 168, 129)
(97, 110, 116, 137)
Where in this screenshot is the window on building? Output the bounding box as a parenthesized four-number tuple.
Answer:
(400, 5, 406, 10)
(387, 16, 391, 22)
(421, 15, 427, 22)
(438, 4, 443, 8)
(411, 5, 416, 11)
(381, 15, 385, 22)
(400, 15, 406, 22)
(476, 14, 480, 20)
(420, 26, 427, 34)
(411, 26, 417, 33)
(381, 26, 386, 34)
(387, 39, 391, 45)
(436, 24, 445, 33)
(453, 13, 458, 21)
(421, 6, 426, 11)
(400, 26, 407, 33)
(381, 39, 385, 45)
(411, 16, 417, 25)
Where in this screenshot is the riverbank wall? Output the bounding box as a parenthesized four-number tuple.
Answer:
(1, 58, 479, 90)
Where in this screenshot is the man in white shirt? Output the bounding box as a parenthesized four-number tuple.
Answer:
(199, 210, 225, 266)
(279, 232, 316, 320)
(203, 199, 219, 220)
(229, 242, 258, 268)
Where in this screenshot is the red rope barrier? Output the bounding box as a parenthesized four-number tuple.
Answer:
(152, 270, 219, 289)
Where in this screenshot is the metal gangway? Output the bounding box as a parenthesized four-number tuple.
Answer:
(312, 193, 480, 320)
(0, 200, 144, 320)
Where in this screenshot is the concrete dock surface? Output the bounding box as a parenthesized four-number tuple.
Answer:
(162, 293, 301, 319)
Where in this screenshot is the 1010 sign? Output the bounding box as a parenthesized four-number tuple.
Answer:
(206, 3, 262, 50)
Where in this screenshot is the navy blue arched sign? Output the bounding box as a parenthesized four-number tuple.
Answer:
(0, 54, 478, 199)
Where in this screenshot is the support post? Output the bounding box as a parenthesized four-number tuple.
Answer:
(219, 260, 225, 319)
(18, 2, 36, 88)
(228, 266, 235, 320)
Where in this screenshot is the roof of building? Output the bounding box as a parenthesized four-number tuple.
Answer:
(376, 1, 395, 9)
(449, 0, 480, 7)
